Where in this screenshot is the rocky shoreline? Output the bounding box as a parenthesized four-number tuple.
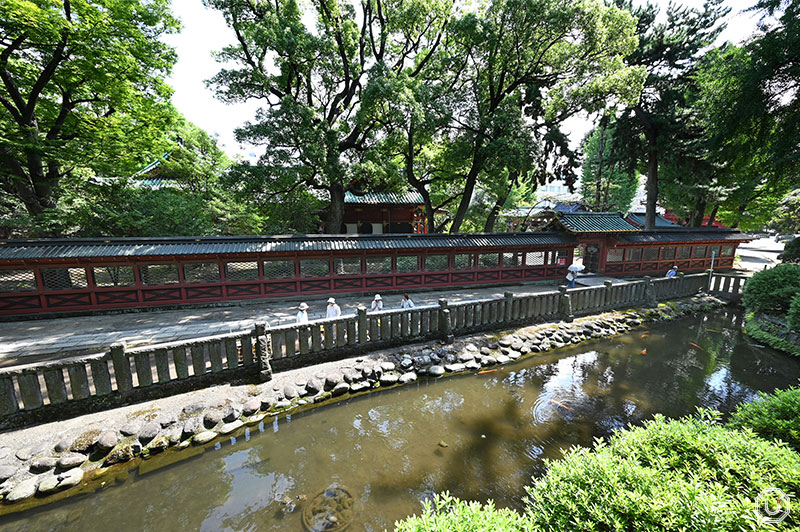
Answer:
(0, 295, 725, 515)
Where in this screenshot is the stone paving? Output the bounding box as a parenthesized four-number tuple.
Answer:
(0, 281, 569, 365)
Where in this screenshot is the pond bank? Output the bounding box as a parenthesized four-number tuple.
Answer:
(0, 294, 726, 515)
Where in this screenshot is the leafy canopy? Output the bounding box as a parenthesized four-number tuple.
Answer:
(0, 0, 179, 225)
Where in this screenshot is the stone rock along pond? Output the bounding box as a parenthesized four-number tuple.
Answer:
(2, 308, 800, 532)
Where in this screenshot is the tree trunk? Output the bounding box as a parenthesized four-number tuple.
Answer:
(634, 107, 659, 230)
(325, 182, 345, 234)
(420, 187, 435, 233)
(645, 140, 658, 230)
(449, 149, 484, 233)
(594, 127, 606, 210)
(483, 171, 518, 233)
(689, 197, 706, 227)
(706, 204, 719, 227)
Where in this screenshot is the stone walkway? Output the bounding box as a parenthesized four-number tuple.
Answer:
(0, 281, 567, 365)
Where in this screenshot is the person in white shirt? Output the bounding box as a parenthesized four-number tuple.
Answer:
(296, 302, 309, 324)
(666, 265, 678, 278)
(370, 294, 383, 312)
(400, 294, 414, 309)
(326, 297, 342, 318)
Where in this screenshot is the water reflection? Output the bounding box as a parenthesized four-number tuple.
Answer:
(3, 310, 800, 532)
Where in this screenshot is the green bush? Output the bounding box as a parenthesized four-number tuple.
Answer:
(394, 493, 529, 532)
(728, 387, 800, 451)
(742, 264, 800, 314)
(781, 237, 800, 264)
(789, 295, 800, 331)
(524, 415, 800, 531)
(394, 414, 800, 532)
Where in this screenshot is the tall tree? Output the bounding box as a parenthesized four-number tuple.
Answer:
(613, 0, 728, 229)
(206, 0, 452, 233)
(0, 0, 179, 232)
(688, 0, 800, 229)
(443, 0, 644, 233)
(580, 121, 638, 213)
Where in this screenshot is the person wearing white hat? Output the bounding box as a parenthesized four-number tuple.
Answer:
(296, 302, 309, 324)
(370, 294, 383, 312)
(326, 297, 341, 318)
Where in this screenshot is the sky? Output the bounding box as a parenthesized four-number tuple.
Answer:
(162, 0, 763, 160)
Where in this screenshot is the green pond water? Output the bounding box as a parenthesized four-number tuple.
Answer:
(2, 309, 800, 532)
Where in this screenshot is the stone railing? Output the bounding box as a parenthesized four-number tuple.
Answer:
(0, 273, 710, 423)
(708, 272, 749, 301)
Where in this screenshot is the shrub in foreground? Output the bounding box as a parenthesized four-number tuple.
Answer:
(524, 414, 800, 531)
(728, 386, 800, 452)
(394, 493, 529, 532)
(395, 414, 800, 531)
(742, 263, 800, 314)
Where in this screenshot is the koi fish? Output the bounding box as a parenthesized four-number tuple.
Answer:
(477, 369, 497, 375)
(548, 399, 573, 412)
(689, 342, 705, 352)
(641, 349, 647, 355)
(705, 328, 721, 333)
(641, 331, 650, 338)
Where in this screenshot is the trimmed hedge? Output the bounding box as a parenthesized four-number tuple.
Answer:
(781, 237, 800, 264)
(524, 415, 800, 531)
(395, 415, 800, 531)
(742, 263, 800, 314)
(394, 494, 530, 532)
(728, 386, 800, 452)
(745, 313, 800, 356)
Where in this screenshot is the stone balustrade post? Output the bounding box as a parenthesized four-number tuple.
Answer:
(558, 285, 574, 322)
(110, 342, 132, 393)
(441, 308, 454, 344)
(255, 323, 272, 382)
(357, 306, 368, 344)
(504, 292, 513, 322)
(644, 276, 657, 307)
(603, 280, 613, 309)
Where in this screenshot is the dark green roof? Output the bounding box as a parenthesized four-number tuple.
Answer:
(556, 212, 639, 233)
(0, 233, 576, 260)
(625, 213, 678, 228)
(344, 191, 424, 205)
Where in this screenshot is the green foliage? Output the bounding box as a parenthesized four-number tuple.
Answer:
(781, 237, 800, 264)
(580, 122, 638, 213)
(742, 264, 800, 314)
(728, 387, 800, 451)
(394, 493, 529, 532)
(789, 295, 800, 331)
(772, 190, 800, 234)
(744, 313, 800, 357)
(524, 415, 800, 531)
(154, 120, 232, 193)
(394, 415, 800, 531)
(205, 0, 451, 232)
(612, 0, 729, 229)
(0, 0, 179, 228)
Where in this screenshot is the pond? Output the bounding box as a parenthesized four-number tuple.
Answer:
(2, 309, 800, 532)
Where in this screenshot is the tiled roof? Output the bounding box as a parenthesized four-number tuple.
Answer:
(614, 230, 753, 243)
(0, 233, 576, 260)
(556, 212, 639, 233)
(344, 191, 424, 205)
(625, 213, 678, 228)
